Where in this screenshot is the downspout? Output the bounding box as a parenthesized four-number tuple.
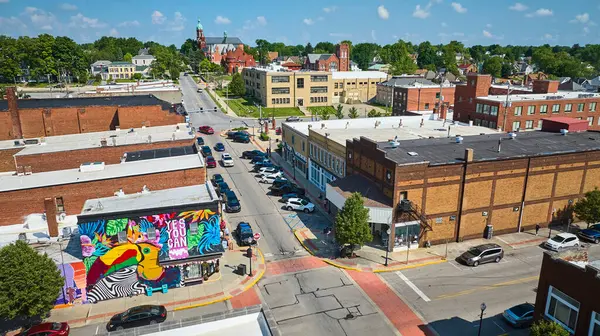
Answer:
(517, 157, 531, 233)
(455, 148, 472, 242)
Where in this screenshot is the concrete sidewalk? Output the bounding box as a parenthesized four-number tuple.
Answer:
(45, 246, 266, 328)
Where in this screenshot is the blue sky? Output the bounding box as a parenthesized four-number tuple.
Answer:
(0, 0, 597, 47)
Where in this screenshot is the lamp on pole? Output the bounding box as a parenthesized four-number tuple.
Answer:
(384, 228, 391, 266)
(246, 247, 253, 276)
(478, 302, 487, 336)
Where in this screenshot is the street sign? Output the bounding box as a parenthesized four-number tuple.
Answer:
(253, 232, 261, 240)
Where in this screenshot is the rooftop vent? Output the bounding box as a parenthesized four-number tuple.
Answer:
(100, 138, 108, 146)
(456, 136, 464, 143)
(115, 189, 125, 197)
(389, 136, 400, 148)
(79, 162, 105, 172)
(408, 151, 419, 156)
(13, 140, 22, 147)
(560, 129, 569, 136)
(508, 132, 517, 139)
(142, 185, 150, 193)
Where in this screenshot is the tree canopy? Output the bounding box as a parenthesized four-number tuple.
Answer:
(335, 192, 372, 251)
(228, 73, 246, 96)
(574, 188, 600, 228)
(529, 320, 569, 336)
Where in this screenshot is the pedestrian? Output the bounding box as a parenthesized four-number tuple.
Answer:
(535, 224, 540, 236)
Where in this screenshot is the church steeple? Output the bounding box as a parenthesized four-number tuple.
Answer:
(196, 18, 203, 31)
(196, 17, 206, 51)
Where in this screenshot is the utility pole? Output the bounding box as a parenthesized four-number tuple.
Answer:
(438, 73, 444, 119)
(390, 84, 395, 116)
(501, 81, 512, 132)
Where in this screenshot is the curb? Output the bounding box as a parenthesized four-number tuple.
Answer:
(372, 259, 447, 273)
(293, 229, 315, 256)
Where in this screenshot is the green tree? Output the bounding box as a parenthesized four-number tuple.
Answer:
(318, 107, 331, 120)
(0, 36, 21, 81)
(367, 109, 382, 117)
(132, 73, 142, 80)
(335, 192, 372, 254)
(0, 241, 63, 320)
(124, 52, 133, 63)
(199, 58, 212, 73)
(501, 62, 513, 78)
(228, 72, 246, 96)
(529, 320, 569, 336)
(348, 106, 359, 119)
(574, 188, 600, 228)
(482, 57, 503, 77)
(335, 104, 344, 119)
(314, 42, 336, 54)
(352, 43, 381, 70)
(244, 45, 259, 62)
(417, 41, 441, 69)
(255, 39, 271, 64)
(304, 42, 313, 55)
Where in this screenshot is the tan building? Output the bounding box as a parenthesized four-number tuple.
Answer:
(332, 71, 388, 104)
(108, 62, 136, 80)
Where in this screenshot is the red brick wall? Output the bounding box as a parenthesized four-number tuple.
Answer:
(42, 107, 81, 136)
(14, 139, 193, 173)
(18, 108, 47, 138)
(76, 107, 117, 133)
(398, 87, 456, 113)
(0, 167, 206, 226)
(0, 112, 12, 140)
(118, 106, 183, 128)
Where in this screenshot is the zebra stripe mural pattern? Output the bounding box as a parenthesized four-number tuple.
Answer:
(87, 267, 146, 303)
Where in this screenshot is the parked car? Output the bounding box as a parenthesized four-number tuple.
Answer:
(233, 134, 250, 143)
(22, 322, 70, 336)
(270, 184, 305, 196)
(502, 303, 535, 328)
(275, 127, 282, 135)
(206, 156, 217, 168)
(221, 153, 234, 167)
(243, 150, 265, 159)
(544, 233, 580, 251)
(260, 174, 285, 184)
(258, 166, 281, 175)
(285, 198, 315, 213)
(228, 130, 250, 139)
(198, 126, 214, 134)
(216, 181, 230, 195)
(459, 243, 504, 267)
(250, 156, 270, 164)
(214, 142, 225, 152)
(197, 88, 203, 93)
(259, 170, 283, 179)
(253, 161, 275, 171)
(578, 223, 600, 244)
(286, 116, 301, 122)
(236, 222, 255, 246)
(280, 192, 306, 203)
(106, 305, 167, 332)
(196, 137, 205, 146)
(223, 190, 241, 213)
(200, 145, 212, 157)
(271, 178, 291, 189)
(211, 174, 224, 186)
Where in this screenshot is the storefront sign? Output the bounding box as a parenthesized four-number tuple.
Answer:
(167, 218, 189, 260)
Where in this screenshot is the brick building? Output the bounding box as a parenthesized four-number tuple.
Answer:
(304, 43, 350, 72)
(454, 74, 600, 132)
(223, 45, 257, 74)
(335, 131, 600, 251)
(0, 87, 184, 140)
(0, 124, 193, 173)
(0, 152, 205, 227)
(534, 251, 600, 334)
(392, 82, 456, 116)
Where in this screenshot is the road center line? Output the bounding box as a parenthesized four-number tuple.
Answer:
(435, 275, 539, 300)
(395, 271, 431, 302)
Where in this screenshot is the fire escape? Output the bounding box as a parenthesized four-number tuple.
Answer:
(397, 199, 433, 235)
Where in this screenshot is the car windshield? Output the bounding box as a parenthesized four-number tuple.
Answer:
(301, 200, 309, 205)
(551, 236, 565, 243)
(590, 225, 600, 231)
(467, 247, 483, 255)
(51, 323, 62, 330)
(228, 199, 240, 206)
(509, 304, 533, 317)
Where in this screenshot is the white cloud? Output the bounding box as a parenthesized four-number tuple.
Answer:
(413, 5, 430, 19)
(323, 6, 337, 13)
(451, 2, 467, 13)
(486, 23, 492, 28)
(526, 8, 553, 18)
(483, 30, 493, 38)
(118, 20, 140, 27)
(60, 3, 77, 11)
(329, 32, 352, 38)
(378, 5, 389, 20)
(441, 22, 447, 27)
(303, 18, 314, 25)
(509, 3, 528, 11)
(164, 12, 186, 31)
(256, 16, 267, 26)
(571, 13, 590, 24)
(0, 16, 27, 31)
(151, 11, 165, 24)
(214, 15, 231, 24)
(41, 24, 52, 30)
(371, 29, 377, 41)
(0, 0, 10, 3)
(453, 32, 464, 37)
(21, 7, 59, 30)
(69, 13, 107, 28)
(109, 28, 119, 36)
(543, 33, 553, 39)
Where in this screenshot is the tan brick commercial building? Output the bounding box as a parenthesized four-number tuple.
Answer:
(0, 153, 205, 227)
(341, 131, 600, 251)
(454, 74, 600, 131)
(332, 72, 387, 104)
(0, 88, 184, 140)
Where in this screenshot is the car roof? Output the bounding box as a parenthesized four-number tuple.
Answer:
(216, 142, 223, 145)
(213, 173, 222, 178)
(557, 232, 577, 238)
(473, 243, 502, 249)
(288, 198, 306, 202)
(206, 156, 215, 159)
(27, 323, 60, 333)
(225, 190, 236, 196)
(222, 153, 231, 157)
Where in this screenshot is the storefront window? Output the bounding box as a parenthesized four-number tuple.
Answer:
(394, 223, 420, 248)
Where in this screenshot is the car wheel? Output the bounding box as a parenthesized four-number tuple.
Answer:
(149, 320, 157, 325)
(494, 256, 501, 263)
(116, 326, 124, 331)
(595, 238, 599, 244)
(472, 261, 479, 267)
(574, 242, 579, 247)
(303, 208, 310, 213)
(287, 206, 293, 211)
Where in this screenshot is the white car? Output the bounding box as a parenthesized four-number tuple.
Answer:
(259, 170, 283, 179)
(285, 198, 315, 213)
(260, 174, 285, 184)
(544, 233, 580, 251)
(258, 167, 280, 175)
(221, 153, 234, 167)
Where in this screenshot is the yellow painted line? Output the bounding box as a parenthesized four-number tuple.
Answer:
(436, 275, 539, 300)
(293, 229, 315, 256)
(322, 258, 362, 271)
(242, 248, 266, 291)
(373, 259, 447, 273)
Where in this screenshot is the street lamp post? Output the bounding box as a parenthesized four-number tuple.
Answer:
(384, 228, 391, 266)
(478, 303, 487, 336)
(247, 247, 253, 276)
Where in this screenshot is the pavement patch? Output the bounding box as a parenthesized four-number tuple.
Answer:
(266, 256, 328, 275)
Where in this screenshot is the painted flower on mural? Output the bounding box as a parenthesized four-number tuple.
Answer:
(180, 209, 216, 223)
(106, 218, 128, 236)
(143, 212, 176, 228)
(80, 235, 96, 257)
(197, 215, 221, 254)
(94, 232, 112, 249)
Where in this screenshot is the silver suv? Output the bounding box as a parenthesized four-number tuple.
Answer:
(459, 243, 504, 267)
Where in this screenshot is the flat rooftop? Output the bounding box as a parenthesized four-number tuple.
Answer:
(478, 90, 600, 103)
(376, 130, 600, 166)
(80, 183, 218, 216)
(331, 71, 388, 80)
(2, 124, 192, 155)
(0, 154, 203, 192)
(329, 174, 392, 208)
(312, 116, 498, 146)
(0, 94, 172, 112)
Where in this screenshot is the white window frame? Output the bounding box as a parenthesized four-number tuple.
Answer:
(589, 311, 600, 336)
(514, 106, 522, 116)
(545, 285, 579, 334)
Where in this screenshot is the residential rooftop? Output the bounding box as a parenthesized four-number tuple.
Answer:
(374, 130, 600, 166)
(478, 90, 600, 103)
(0, 94, 173, 112)
(0, 154, 203, 192)
(328, 174, 392, 208)
(80, 183, 218, 216)
(0, 124, 192, 155)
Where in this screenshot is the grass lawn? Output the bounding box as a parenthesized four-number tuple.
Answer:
(307, 106, 337, 115)
(225, 97, 303, 118)
(368, 101, 393, 113)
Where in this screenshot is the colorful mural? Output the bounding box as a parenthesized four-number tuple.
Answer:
(78, 209, 223, 303)
(55, 262, 87, 305)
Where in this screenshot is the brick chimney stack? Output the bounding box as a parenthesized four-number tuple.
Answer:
(6, 87, 23, 139)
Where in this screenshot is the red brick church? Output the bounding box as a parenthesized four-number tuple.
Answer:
(196, 19, 256, 74)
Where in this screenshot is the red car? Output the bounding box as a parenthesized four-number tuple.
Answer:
(206, 156, 217, 168)
(23, 322, 70, 336)
(275, 127, 282, 135)
(198, 126, 214, 134)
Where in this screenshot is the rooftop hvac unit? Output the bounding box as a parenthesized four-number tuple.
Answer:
(190, 222, 199, 235)
(18, 233, 27, 242)
(62, 227, 72, 238)
(100, 138, 108, 146)
(79, 162, 105, 172)
(399, 199, 412, 212)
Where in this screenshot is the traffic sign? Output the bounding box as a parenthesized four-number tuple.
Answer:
(253, 232, 261, 240)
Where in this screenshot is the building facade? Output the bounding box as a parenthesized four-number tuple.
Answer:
(304, 43, 349, 72)
(108, 62, 136, 80)
(392, 83, 456, 116)
(195, 19, 254, 73)
(332, 71, 388, 104)
(281, 123, 309, 178)
(308, 129, 346, 192)
(454, 74, 600, 132)
(376, 77, 435, 107)
(534, 251, 600, 335)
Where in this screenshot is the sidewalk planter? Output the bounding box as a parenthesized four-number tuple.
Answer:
(259, 133, 270, 141)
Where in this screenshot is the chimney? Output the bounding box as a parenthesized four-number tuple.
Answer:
(464, 148, 474, 162)
(532, 80, 559, 94)
(6, 87, 23, 139)
(44, 198, 59, 238)
(440, 104, 448, 120)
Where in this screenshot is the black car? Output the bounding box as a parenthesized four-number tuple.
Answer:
(211, 174, 224, 186)
(242, 150, 265, 160)
(223, 190, 241, 213)
(233, 134, 251, 143)
(236, 222, 255, 246)
(250, 156, 270, 164)
(196, 137, 205, 146)
(201, 145, 212, 157)
(271, 178, 290, 189)
(270, 184, 305, 196)
(216, 181, 230, 195)
(106, 305, 167, 332)
(286, 116, 301, 122)
(227, 130, 250, 139)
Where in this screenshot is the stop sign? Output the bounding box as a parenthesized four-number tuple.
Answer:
(253, 232, 261, 240)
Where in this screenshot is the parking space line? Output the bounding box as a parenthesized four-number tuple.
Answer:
(396, 271, 431, 302)
(435, 275, 539, 300)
